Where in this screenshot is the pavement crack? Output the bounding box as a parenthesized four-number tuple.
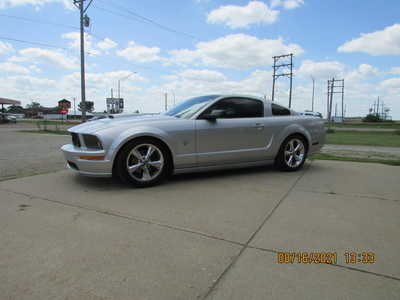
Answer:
(0, 187, 245, 248)
(298, 189, 399, 203)
(201, 163, 312, 300)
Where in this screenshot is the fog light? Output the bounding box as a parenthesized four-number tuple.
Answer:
(79, 155, 105, 160)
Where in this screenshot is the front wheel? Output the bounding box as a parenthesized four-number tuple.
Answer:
(275, 135, 308, 171)
(116, 138, 171, 187)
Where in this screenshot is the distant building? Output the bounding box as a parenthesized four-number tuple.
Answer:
(58, 99, 71, 110)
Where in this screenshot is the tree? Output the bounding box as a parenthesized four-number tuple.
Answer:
(78, 101, 94, 113)
(363, 114, 381, 122)
(7, 105, 24, 113)
(26, 102, 41, 109)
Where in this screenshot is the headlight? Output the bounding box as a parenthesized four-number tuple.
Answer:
(82, 134, 103, 150)
(71, 133, 81, 147)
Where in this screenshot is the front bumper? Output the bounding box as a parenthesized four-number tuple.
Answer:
(61, 144, 113, 177)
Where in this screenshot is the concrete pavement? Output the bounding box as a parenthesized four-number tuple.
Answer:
(0, 161, 399, 299)
(0, 130, 69, 181)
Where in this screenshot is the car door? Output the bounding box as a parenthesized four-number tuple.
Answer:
(195, 97, 269, 166)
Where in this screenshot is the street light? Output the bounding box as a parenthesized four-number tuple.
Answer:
(118, 72, 137, 99)
(170, 90, 176, 107)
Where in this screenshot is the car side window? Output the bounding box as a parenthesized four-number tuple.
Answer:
(271, 103, 291, 116)
(200, 98, 264, 119)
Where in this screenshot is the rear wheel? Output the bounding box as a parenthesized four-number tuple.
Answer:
(116, 138, 171, 187)
(275, 135, 307, 171)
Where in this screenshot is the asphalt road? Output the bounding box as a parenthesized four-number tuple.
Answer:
(0, 160, 399, 299)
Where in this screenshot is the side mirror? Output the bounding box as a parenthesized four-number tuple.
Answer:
(201, 109, 225, 121)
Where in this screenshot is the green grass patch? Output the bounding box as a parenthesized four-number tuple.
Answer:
(19, 129, 69, 135)
(329, 122, 400, 129)
(310, 153, 400, 166)
(20, 120, 80, 125)
(326, 130, 400, 147)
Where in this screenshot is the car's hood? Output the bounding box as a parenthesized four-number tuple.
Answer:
(69, 114, 176, 134)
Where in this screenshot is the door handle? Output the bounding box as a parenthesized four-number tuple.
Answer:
(254, 123, 265, 130)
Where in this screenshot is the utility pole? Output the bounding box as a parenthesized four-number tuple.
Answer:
(73, 0, 93, 122)
(164, 93, 168, 111)
(271, 53, 294, 107)
(73, 97, 76, 119)
(377, 96, 380, 118)
(171, 91, 176, 107)
(327, 78, 344, 124)
(311, 76, 315, 112)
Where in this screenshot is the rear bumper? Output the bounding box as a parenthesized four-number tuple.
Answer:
(61, 144, 113, 177)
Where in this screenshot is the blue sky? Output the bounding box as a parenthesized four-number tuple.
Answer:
(0, 0, 399, 119)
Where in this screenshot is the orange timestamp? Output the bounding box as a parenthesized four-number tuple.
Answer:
(277, 252, 376, 264)
(277, 252, 337, 264)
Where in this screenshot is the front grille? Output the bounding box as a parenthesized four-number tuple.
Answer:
(71, 133, 81, 147)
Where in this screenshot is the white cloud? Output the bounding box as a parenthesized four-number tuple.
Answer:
(297, 59, 345, 79)
(10, 48, 78, 70)
(0, 62, 30, 74)
(62, 32, 101, 56)
(271, 0, 304, 10)
(338, 24, 400, 55)
(0, 0, 73, 9)
(169, 34, 303, 69)
(389, 67, 400, 74)
(117, 41, 161, 63)
(178, 69, 227, 82)
(0, 41, 14, 56)
(380, 77, 400, 90)
(345, 64, 380, 82)
(60, 71, 146, 98)
(97, 38, 118, 50)
(207, 1, 279, 29)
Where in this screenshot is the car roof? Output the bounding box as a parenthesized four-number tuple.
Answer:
(213, 94, 271, 104)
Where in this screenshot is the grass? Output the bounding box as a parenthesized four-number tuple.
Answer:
(329, 122, 400, 129)
(19, 129, 69, 135)
(310, 153, 400, 166)
(326, 130, 400, 147)
(20, 120, 80, 125)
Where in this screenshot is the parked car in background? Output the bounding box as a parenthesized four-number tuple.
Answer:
(299, 111, 323, 118)
(0, 113, 17, 123)
(62, 95, 325, 187)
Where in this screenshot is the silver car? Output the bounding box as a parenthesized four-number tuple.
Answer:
(61, 95, 325, 187)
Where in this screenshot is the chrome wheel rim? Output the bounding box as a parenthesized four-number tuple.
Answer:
(126, 144, 164, 182)
(284, 138, 305, 168)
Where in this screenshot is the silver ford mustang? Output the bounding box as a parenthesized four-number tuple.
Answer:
(61, 95, 325, 187)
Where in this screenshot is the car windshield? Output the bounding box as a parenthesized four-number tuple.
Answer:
(165, 95, 221, 119)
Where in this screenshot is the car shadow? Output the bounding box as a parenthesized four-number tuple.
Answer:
(71, 163, 281, 190)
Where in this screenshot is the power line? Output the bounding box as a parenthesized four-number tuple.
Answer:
(0, 13, 78, 30)
(0, 36, 69, 50)
(94, 0, 198, 41)
(0, 35, 97, 56)
(0, 13, 107, 42)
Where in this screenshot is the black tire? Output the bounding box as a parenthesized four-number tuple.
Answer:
(115, 138, 172, 187)
(275, 134, 308, 172)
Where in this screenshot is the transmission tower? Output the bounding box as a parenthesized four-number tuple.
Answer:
(271, 53, 293, 108)
(327, 78, 344, 124)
